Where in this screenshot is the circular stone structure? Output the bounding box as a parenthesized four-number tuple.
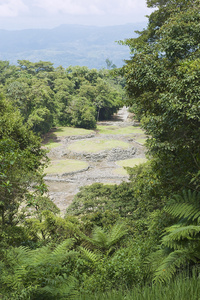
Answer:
(67, 139, 130, 153)
(115, 157, 147, 167)
(43, 107, 147, 213)
(114, 157, 147, 175)
(45, 159, 88, 175)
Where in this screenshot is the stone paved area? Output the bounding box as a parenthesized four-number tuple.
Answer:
(44, 107, 146, 214)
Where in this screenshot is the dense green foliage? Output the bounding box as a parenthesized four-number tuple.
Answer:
(0, 95, 48, 230)
(0, 61, 124, 133)
(150, 190, 200, 283)
(77, 272, 200, 300)
(0, 0, 200, 298)
(123, 0, 200, 193)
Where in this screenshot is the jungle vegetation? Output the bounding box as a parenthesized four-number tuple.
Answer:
(0, 61, 124, 133)
(0, 0, 200, 299)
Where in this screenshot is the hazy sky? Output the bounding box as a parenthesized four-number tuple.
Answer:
(0, 0, 154, 30)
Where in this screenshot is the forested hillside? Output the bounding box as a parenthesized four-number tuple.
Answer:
(0, 23, 145, 69)
(0, 0, 200, 299)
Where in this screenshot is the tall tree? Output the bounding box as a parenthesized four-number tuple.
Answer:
(123, 0, 200, 192)
(0, 94, 48, 227)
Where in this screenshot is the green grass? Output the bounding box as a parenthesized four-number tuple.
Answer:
(45, 159, 88, 174)
(114, 157, 147, 175)
(43, 139, 62, 149)
(113, 168, 129, 176)
(135, 137, 147, 145)
(97, 125, 144, 135)
(116, 157, 147, 167)
(77, 273, 200, 300)
(68, 139, 130, 153)
(51, 127, 95, 137)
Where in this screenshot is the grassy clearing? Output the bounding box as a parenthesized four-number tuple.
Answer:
(113, 168, 129, 176)
(45, 159, 88, 174)
(114, 157, 147, 175)
(43, 139, 62, 149)
(135, 137, 147, 145)
(50, 127, 95, 137)
(97, 125, 144, 135)
(68, 139, 130, 153)
(116, 157, 147, 167)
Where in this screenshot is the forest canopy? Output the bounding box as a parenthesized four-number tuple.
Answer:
(0, 61, 125, 133)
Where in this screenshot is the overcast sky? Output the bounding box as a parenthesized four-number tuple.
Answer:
(0, 0, 154, 30)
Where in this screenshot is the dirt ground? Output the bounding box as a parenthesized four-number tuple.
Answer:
(44, 107, 146, 214)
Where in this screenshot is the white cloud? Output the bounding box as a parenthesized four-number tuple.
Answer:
(33, 0, 148, 16)
(0, 0, 28, 17)
(112, 0, 145, 14)
(34, 0, 104, 15)
(0, 0, 153, 29)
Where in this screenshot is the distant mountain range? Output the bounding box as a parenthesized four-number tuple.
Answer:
(0, 23, 146, 69)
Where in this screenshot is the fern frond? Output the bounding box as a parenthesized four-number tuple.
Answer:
(43, 273, 77, 286)
(7, 285, 39, 300)
(175, 190, 200, 203)
(79, 246, 101, 263)
(41, 275, 78, 299)
(29, 245, 51, 266)
(52, 238, 75, 256)
(92, 226, 109, 249)
(12, 266, 28, 289)
(146, 249, 167, 271)
(31, 241, 77, 267)
(166, 203, 200, 222)
(183, 190, 200, 203)
(153, 249, 191, 283)
(8, 246, 32, 265)
(162, 225, 200, 249)
(81, 223, 127, 254)
(79, 229, 105, 250)
(48, 239, 75, 263)
(108, 222, 127, 247)
(166, 190, 200, 222)
(153, 190, 200, 283)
